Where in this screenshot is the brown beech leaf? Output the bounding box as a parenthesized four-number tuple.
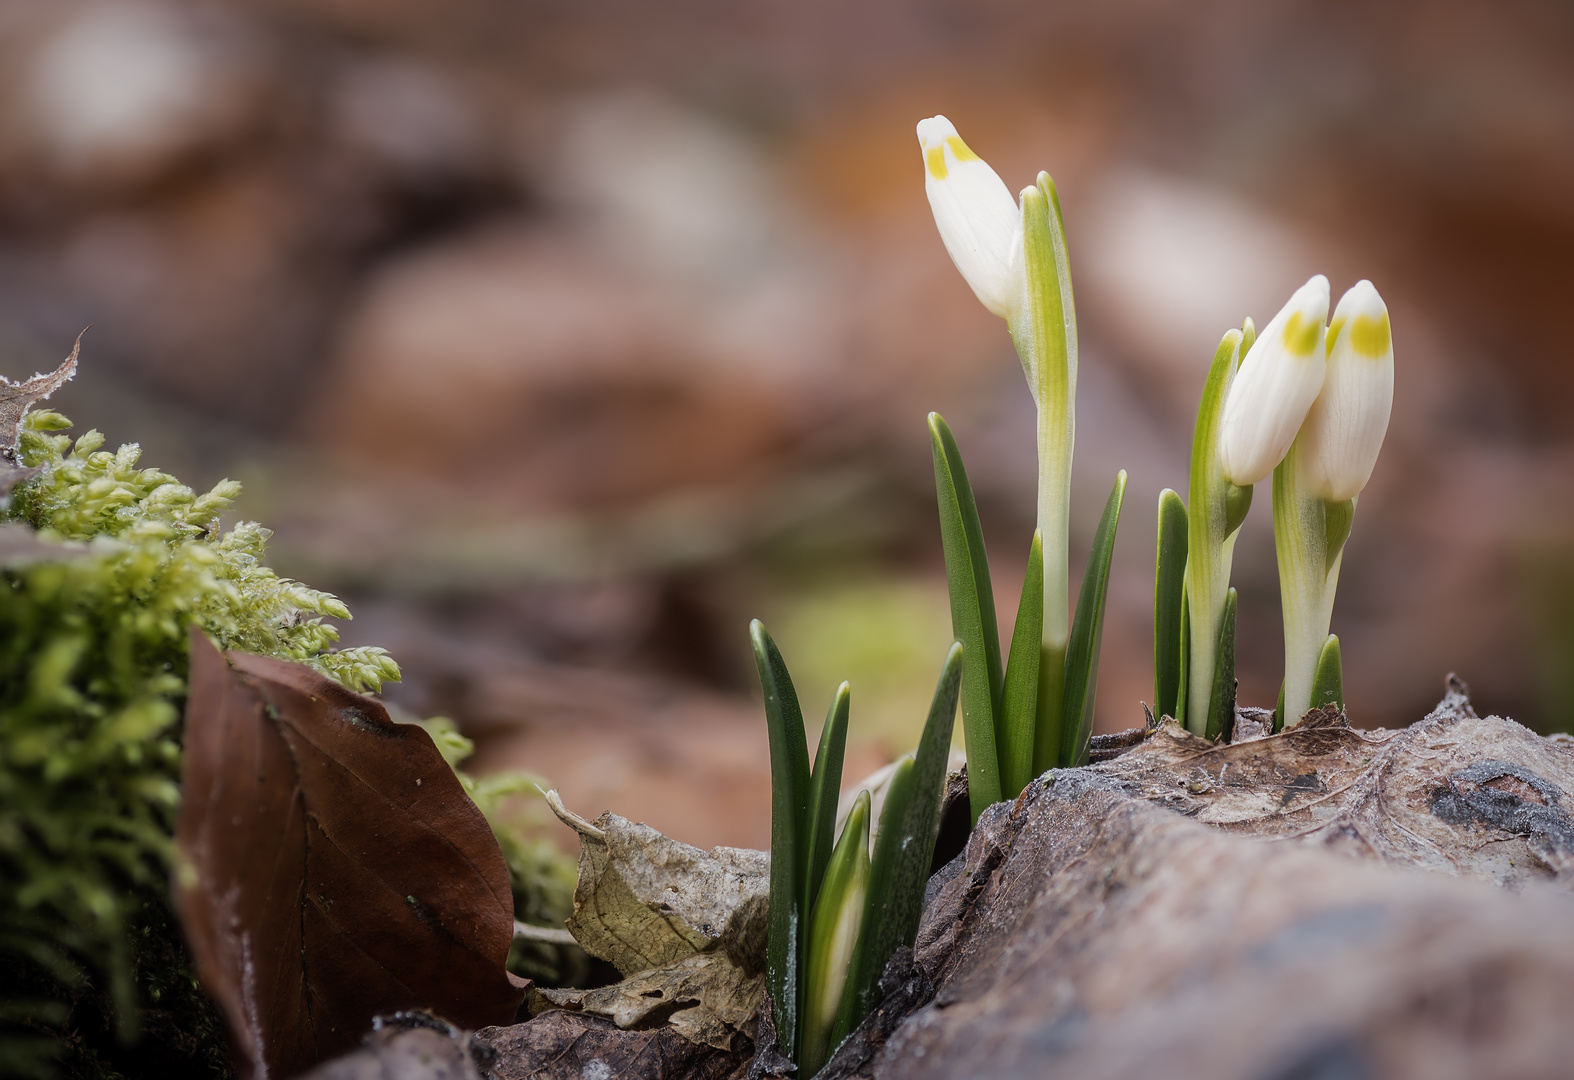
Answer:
(174, 629, 527, 1080)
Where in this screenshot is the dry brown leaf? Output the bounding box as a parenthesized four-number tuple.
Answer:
(0, 333, 80, 458)
(1093, 684, 1574, 888)
(548, 791, 769, 977)
(175, 629, 527, 1079)
(530, 950, 763, 1050)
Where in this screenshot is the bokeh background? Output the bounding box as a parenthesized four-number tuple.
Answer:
(3, 0, 1571, 852)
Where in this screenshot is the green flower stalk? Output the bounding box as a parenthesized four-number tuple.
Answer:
(1269, 281, 1394, 724)
(918, 116, 1122, 802)
(917, 116, 1074, 710)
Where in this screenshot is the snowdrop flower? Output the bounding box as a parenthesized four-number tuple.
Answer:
(1296, 280, 1394, 502)
(1218, 275, 1330, 487)
(916, 115, 1021, 318)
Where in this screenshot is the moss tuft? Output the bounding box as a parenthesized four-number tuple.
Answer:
(0, 411, 570, 1077)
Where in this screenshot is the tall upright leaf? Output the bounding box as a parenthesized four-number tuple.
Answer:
(749, 620, 811, 1057)
(833, 643, 963, 1047)
(1205, 587, 1238, 742)
(929, 412, 1003, 822)
(1153, 489, 1188, 721)
(1059, 470, 1127, 768)
(1013, 177, 1077, 800)
(999, 534, 1043, 799)
(1184, 322, 1252, 734)
(803, 683, 851, 921)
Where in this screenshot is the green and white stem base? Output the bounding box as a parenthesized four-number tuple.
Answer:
(1273, 439, 1354, 726)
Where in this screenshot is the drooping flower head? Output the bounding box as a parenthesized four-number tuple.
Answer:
(1218, 274, 1330, 487)
(916, 115, 1021, 319)
(1297, 280, 1394, 502)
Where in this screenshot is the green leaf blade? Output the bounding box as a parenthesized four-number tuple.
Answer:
(929, 413, 1003, 822)
(1311, 634, 1344, 712)
(1205, 587, 1237, 742)
(1153, 490, 1188, 722)
(833, 642, 964, 1051)
(800, 790, 870, 1080)
(833, 755, 915, 1049)
(1060, 470, 1128, 768)
(1184, 327, 1247, 734)
(749, 619, 811, 1060)
(1000, 535, 1043, 799)
(804, 682, 850, 923)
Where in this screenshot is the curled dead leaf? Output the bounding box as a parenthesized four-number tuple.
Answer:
(548, 790, 769, 977)
(541, 791, 770, 1050)
(530, 950, 763, 1050)
(174, 629, 526, 1079)
(0, 332, 80, 454)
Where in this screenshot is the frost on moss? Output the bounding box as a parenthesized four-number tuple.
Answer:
(0, 410, 419, 1078)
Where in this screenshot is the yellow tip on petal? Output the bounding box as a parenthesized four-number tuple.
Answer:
(926, 144, 948, 180)
(945, 134, 979, 163)
(1350, 311, 1391, 358)
(1282, 310, 1323, 356)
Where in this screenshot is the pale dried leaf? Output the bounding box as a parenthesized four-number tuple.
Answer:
(548, 792, 769, 977)
(530, 951, 763, 1051)
(1093, 682, 1574, 888)
(1, 333, 81, 458)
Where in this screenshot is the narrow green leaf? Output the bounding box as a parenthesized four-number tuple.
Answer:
(1311, 634, 1344, 712)
(1274, 681, 1285, 733)
(804, 682, 851, 924)
(929, 412, 1003, 822)
(749, 619, 811, 1060)
(1153, 490, 1188, 722)
(1205, 588, 1237, 742)
(800, 791, 870, 1080)
(1032, 642, 1066, 778)
(831, 755, 913, 1049)
(1016, 177, 1077, 792)
(834, 642, 963, 1048)
(1174, 587, 1190, 729)
(1184, 327, 1247, 734)
(1060, 470, 1128, 768)
(1000, 534, 1043, 799)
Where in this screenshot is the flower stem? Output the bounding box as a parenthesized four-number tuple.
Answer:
(1273, 440, 1351, 724)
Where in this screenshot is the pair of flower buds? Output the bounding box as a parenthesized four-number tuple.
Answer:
(916, 116, 1394, 501)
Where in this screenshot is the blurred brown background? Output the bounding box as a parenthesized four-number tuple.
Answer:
(3, 0, 1572, 852)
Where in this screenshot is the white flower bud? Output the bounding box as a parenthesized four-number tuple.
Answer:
(916, 115, 1021, 319)
(1297, 280, 1393, 501)
(1218, 274, 1330, 486)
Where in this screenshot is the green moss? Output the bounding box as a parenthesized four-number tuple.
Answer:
(0, 412, 571, 1077)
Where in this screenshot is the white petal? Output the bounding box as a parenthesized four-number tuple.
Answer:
(1298, 280, 1393, 501)
(917, 115, 1021, 318)
(1218, 274, 1330, 486)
